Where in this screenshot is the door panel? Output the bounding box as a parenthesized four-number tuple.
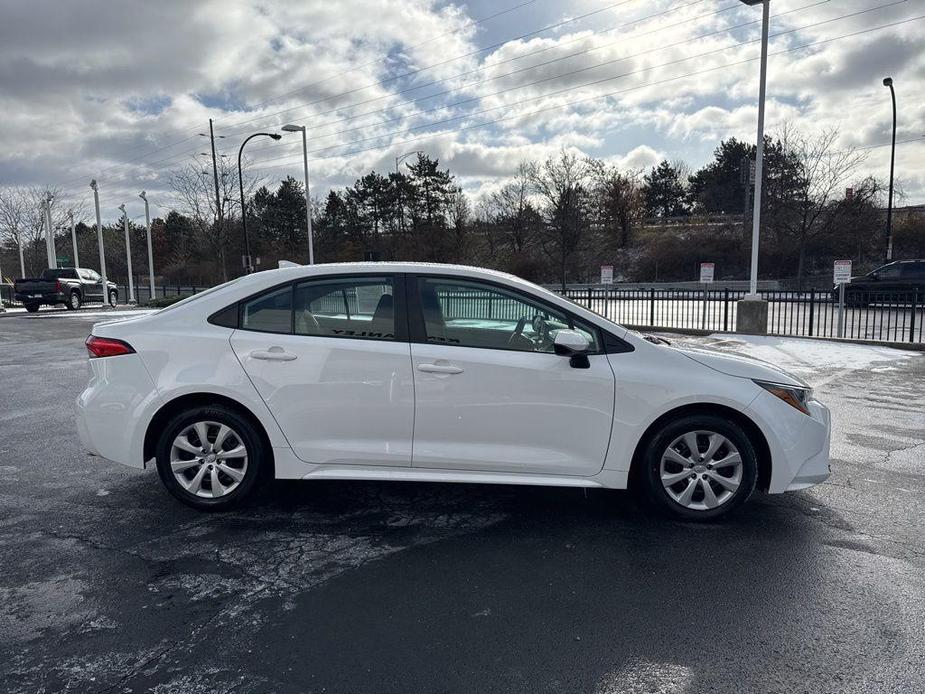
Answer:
(231, 332, 414, 467)
(410, 343, 614, 476)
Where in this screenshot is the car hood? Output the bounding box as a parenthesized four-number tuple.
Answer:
(671, 344, 808, 387)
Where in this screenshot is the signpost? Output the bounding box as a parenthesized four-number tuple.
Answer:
(834, 259, 852, 338)
(699, 262, 714, 329)
(699, 262, 715, 284)
(600, 265, 614, 285)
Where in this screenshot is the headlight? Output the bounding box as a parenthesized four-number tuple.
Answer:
(753, 380, 813, 415)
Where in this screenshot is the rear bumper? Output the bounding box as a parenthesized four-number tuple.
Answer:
(75, 354, 163, 469)
(14, 292, 65, 303)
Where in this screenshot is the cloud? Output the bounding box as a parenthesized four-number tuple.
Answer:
(0, 0, 923, 224)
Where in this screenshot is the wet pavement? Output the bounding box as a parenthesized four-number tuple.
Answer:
(1, 313, 923, 693)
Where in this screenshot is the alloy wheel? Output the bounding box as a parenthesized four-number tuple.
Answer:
(659, 430, 743, 511)
(169, 421, 248, 498)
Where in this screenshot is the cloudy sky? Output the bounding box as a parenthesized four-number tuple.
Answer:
(0, 0, 922, 223)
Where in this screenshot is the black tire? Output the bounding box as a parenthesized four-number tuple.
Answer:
(66, 290, 82, 311)
(24, 302, 40, 313)
(155, 405, 267, 511)
(108, 290, 118, 307)
(641, 414, 758, 521)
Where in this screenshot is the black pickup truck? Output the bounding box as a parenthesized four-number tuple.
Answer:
(14, 268, 118, 312)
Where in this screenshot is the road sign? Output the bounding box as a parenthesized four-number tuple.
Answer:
(833, 259, 852, 284)
(600, 265, 614, 284)
(699, 262, 715, 284)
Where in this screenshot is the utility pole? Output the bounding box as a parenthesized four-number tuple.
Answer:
(44, 192, 57, 269)
(68, 210, 79, 267)
(140, 191, 155, 302)
(208, 119, 224, 256)
(90, 180, 109, 307)
(118, 204, 136, 304)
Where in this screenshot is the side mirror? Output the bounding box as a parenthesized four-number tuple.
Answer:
(554, 330, 591, 368)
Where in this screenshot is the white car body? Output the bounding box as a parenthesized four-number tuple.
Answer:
(76, 263, 830, 504)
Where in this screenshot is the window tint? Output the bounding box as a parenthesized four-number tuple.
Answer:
(419, 278, 599, 353)
(293, 277, 395, 340)
(876, 263, 902, 279)
(901, 263, 925, 279)
(241, 286, 292, 334)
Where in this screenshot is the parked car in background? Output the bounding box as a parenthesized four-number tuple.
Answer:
(837, 259, 925, 306)
(13, 267, 117, 312)
(77, 263, 831, 521)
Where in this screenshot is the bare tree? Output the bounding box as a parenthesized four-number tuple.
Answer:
(169, 155, 257, 281)
(529, 150, 591, 290)
(0, 186, 77, 277)
(767, 126, 867, 287)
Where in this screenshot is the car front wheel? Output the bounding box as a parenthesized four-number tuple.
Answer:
(155, 405, 266, 511)
(108, 290, 118, 307)
(642, 414, 757, 521)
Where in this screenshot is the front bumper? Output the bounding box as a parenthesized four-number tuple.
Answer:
(748, 391, 831, 494)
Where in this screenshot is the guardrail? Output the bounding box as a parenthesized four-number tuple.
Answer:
(556, 287, 923, 344)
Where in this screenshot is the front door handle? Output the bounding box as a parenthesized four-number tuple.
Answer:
(417, 362, 463, 374)
(251, 346, 298, 362)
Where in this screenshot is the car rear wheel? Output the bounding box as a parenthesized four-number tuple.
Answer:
(108, 290, 118, 307)
(24, 302, 39, 313)
(155, 405, 266, 511)
(642, 414, 757, 521)
(66, 291, 82, 310)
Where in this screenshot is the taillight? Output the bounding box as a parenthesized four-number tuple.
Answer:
(86, 335, 135, 358)
(56, 280, 62, 292)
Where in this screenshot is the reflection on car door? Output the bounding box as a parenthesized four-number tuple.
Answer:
(408, 276, 615, 477)
(230, 275, 415, 467)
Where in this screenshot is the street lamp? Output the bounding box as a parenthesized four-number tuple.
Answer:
(883, 76, 896, 262)
(89, 179, 110, 307)
(68, 209, 79, 268)
(237, 132, 281, 273)
(139, 191, 155, 302)
(282, 123, 314, 264)
(736, 0, 770, 334)
(44, 192, 57, 269)
(118, 204, 136, 304)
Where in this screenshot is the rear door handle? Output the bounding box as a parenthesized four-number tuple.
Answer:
(417, 362, 463, 374)
(251, 346, 298, 362)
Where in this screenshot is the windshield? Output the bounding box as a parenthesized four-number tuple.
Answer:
(155, 277, 244, 313)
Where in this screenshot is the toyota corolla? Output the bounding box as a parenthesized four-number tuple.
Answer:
(76, 263, 830, 520)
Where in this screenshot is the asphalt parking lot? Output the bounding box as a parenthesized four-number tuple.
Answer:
(1, 311, 924, 694)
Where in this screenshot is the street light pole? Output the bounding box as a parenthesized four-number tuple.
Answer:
(883, 76, 897, 262)
(735, 0, 770, 335)
(237, 132, 281, 274)
(44, 192, 57, 269)
(140, 191, 155, 302)
(118, 204, 136, 304)
(282, 124, 314, 264)
(743, 0, 769, 298)
(90, 180, 109, 307)
(68, 209, 79, 267)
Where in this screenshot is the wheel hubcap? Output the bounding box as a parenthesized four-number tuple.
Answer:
(169, 421, 248, 498)
(660, 430, 742, 511)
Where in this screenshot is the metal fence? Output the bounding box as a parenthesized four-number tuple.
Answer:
(0, 282, 205, 309)
(557, 287, 923, 345)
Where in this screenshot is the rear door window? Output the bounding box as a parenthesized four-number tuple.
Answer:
(293, 277, 396, 340)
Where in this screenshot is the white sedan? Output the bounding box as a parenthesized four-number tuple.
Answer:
(76, 263, 830, 520)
